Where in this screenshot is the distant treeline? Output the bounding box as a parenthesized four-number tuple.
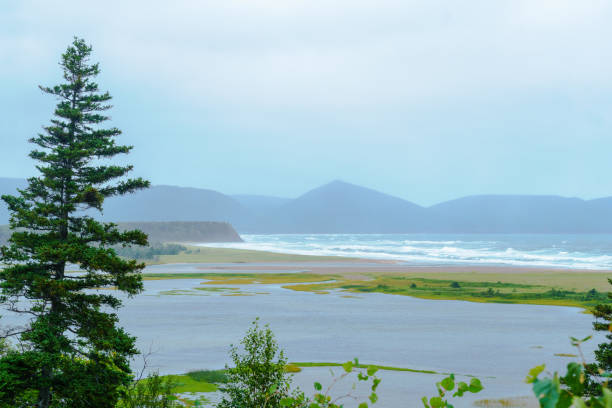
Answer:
(114, 243, 187, 260)
(117, 221, 243, 243)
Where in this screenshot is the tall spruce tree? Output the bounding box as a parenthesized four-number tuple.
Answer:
(0, 38, 149, 408)
(584, 279, 612, 395)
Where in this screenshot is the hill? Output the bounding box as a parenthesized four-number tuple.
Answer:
(232, 194, 291, 215)
(259, 180, 429, 233)
(428, 195, 596, 233)
(98, 185, 254, 229)
(4, 177, 612, 233)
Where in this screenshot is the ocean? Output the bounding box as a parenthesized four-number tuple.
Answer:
(201, 233, 612, 270)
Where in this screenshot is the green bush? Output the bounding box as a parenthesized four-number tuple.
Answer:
(217, 319, 297, 408)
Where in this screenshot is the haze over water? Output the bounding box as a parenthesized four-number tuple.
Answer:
(202, 234, 612, 270)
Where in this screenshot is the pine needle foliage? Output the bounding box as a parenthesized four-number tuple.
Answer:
(0, 37, 149, 408)
(583, 278, 612, 395)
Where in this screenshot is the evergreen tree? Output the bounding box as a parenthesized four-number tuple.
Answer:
(0, 37, 149, 408)
(584, 278, 612, 395)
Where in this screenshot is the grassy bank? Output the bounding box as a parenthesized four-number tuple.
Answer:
(147, 370, 228, 407)
(143, 270, 612, 309)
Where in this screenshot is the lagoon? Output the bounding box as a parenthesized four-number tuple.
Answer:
(118, 277, 600, 407)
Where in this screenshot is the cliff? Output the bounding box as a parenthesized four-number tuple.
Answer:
(117, 221, 243, 243)
(0, 221, 243, 246)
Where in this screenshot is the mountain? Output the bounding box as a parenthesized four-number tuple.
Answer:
(259, 180, 429, 233)
(99, 185, 254, 229)
(429, 195, 595, 233)
(0, 180, 254, 230)
(4, 176, 612, 233)
(231, 194, 291, 215)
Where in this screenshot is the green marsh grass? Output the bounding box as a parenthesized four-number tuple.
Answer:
(142, 270, 612, 309)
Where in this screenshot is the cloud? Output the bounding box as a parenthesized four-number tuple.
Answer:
(3, 0, 612, 111)
(2, 1, 612, 203)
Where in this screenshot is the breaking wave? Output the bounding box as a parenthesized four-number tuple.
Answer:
(198, 233, 612, 270)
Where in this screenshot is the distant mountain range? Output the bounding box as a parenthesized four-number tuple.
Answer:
(2, 177, 612, 233)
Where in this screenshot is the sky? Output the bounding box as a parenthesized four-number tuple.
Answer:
(1, 0, 612, 206)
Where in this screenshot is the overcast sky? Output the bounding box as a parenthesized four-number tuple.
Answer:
(1, 0, 612, 205)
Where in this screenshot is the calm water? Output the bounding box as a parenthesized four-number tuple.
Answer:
(200, 233, 612, 269)
(114, 278, 599, 407)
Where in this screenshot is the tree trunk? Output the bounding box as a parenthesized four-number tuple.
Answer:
(37, 366, 51, 408)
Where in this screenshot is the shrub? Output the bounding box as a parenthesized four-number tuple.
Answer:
(217, 319, 296, 408)
(422, 374, 483, 408)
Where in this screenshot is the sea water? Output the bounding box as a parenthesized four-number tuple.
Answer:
(200, 233, 612, 269)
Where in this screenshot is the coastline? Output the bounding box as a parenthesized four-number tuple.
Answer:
(141, 246, 612, 309)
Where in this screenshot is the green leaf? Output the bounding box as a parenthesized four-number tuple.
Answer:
(572, 396, 588, 408)
(314, 382, 322, 391)
(358, 403, 368, 408)
(440, 377, 455, 391)
(367, 366, 378, 376)
(430, 396, 444, 408)
(342, 361, 354, 373)
(453, 381, 468, 397)
(280, 398, 295, 406)
(557, 391, 574, 408)
(468, 378, 483, 393)
(532, 376, 561, 408)
(369, 393, 378, 403)
(602, 388, 612, 408)
(526, 365, 546, 384)
(562, 362, 584, 395)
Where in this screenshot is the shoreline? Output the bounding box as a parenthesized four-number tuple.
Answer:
(193, 263, 612, 275)
(134, 246, 612, 309)
(153, 244, 612, 272)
